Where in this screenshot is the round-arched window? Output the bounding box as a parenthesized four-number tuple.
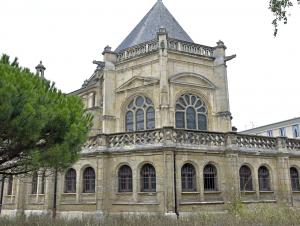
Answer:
(125, 96, 155, 131)
(175, 94, 208, 130)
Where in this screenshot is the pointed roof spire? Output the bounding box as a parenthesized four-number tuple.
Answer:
(115, 1, 193, 52)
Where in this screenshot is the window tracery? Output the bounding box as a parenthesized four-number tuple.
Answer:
(175, 94, 208, 130)
(125, 96, 155, 131)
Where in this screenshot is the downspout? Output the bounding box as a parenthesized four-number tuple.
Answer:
(0, 174, 5, 214)
(173, 151, 179, 217)
(52, 169, 58, 218)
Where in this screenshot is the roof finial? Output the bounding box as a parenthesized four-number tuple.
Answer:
(35, 61, 46, 79)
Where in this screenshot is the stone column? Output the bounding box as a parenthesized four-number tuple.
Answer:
(15, 177, 25, 216)
(275, 137, 291, 204)
(102, 46, 117, 133)
(157, 28, 171, 128)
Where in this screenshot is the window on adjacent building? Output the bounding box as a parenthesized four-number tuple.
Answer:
(258, 166, 271, 191)
(64, 168, 76, 193)
(279, 128, 286, 137)
(140, 164, 156, 192)
(181, 163, 196, 192)
(239, 165, 253, 191)
(292, 125, 299, 138)
(125, 96, 155, 132)
(83, 167, 95, 193)
(118, 165, 132, 192)
(267, 130, 273, 137)
(31, 172, 38, 194)
(7, 175, 13, 195)
(204, 164, 218, 191)
(175, 94, 208, 131)
(290, 167, 300, 191)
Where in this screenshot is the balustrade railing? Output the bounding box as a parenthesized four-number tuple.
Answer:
(83, 128, 300, 153)
(116, 38, 214, 63)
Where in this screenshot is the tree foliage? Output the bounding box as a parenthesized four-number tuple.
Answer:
(0, 54, 92, 175)
(269, 0, 300, 36)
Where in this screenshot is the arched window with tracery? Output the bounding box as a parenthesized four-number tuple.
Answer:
(65, 168, 76, 193)
(83, 167, 95, 193)
(181, 163, 196, 192)
(290, 167, 300, 191)
(239, 165, 253, 191)
(175, 94, 208, 130)
(204, 164, 218, 191)
(118, 165, 133, 192)
(7, 175, 13, 195)
(258, 166, 271, 191)
(140, 164, 156, 192)
(31, 172, 38, 194)
(125, 96, 155, 131)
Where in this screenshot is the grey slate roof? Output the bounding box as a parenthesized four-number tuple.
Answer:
(115, 0, 193, 52)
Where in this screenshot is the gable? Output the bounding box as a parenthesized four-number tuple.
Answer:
(169, 72, 216, 89)
(116, 76, 159, 93)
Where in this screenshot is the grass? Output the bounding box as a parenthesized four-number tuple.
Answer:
(1, 205, 300, 226)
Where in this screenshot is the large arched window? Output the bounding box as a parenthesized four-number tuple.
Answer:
(258, 166, 271, 191)
(125, 96, 155, 131)
(65, 168, 76, 193)
(140, 164, 156, 192)
(83, 167, 95, 193)
(239, 165, 253, 191)
(118, 165, 133, 192)
(204, 164, 218, 191)
(31, 172, 38, 194)
(7, 175, 13, 195)
(181, 163, 196, 192)
(175, 94, 208, 130)
(290, 167, 300, 191)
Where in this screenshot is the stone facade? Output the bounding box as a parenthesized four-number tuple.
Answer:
(2, 0, 300, 218)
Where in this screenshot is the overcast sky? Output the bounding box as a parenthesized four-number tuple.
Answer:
(1, 0, 299, 131)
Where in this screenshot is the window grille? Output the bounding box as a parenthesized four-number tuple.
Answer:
(64, 168, 76, 193)
(83, 167, 95, 193)
(31, 172, 38, 194)
(181, 163, 196, 192)
(258, 166, 271, 191)
(204, 164, 218, 191)
(175, 94, 207, 130)
(7, 175, 13, 195)
(239, 165, 253, 191)
(118, 165, 133, 192)
(290, 167, 300, 191)
(125, 96, 155, 131)
(140, 164, 156, 192)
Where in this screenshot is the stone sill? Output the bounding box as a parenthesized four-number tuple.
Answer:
(27, 202, 45, 205)
(180, 201, 224, 205)
(60, 202, 96, 205)
(112, 202, 159, 205)
(204, 191, 222, 194)
(242, 200, 276, 204)
(137, 192, 157, 196)
(28, 194, 45, 196)
(259, 191, 274, 193)
(240, 191, 256, 194)
(181, 192, 200, 194)
(292, 191, 300, 193)
(115, 192, 133, 195)
(61, 193, 77, 195)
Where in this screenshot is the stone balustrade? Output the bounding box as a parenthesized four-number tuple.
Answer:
(168, 38, 214, 58)
(116, 38, 214, 63)
(82, 128, 300, 154)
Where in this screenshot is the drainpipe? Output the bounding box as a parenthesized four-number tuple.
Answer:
(173, 151, 179, 217)
(0, 174, 5, 214)
(52, 169, 57, 218)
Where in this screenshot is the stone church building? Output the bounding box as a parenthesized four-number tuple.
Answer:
(1, 0, 300, 217)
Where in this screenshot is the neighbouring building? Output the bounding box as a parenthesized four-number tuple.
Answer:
(241, 117, 300, 139)
(1, 0, 300, 218)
